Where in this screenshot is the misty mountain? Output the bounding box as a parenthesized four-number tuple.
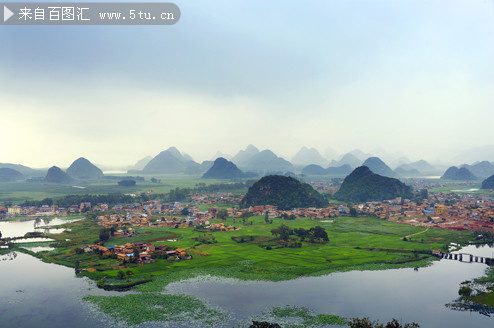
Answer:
(329, 153, 362, 168)
(323, 147, 339, 162)
(291, 147, 328, 167)
(231, 145, 260, 167)
(348, 149, 371, 161)
(394, 166, 421, 177)
(301, 164, 327, 175)
(44, 166, 75, 184)
(142, 147, 198, 174)
(301, 164, 352, 176)
(0, 168, 24, 182)
(202, 158, 245, 179)
(130, 156, 153, 170)
(241, 149, 294, 172)
(362, 157, 396, 177)
(461, 161, 494, 178)
(454, 145, 494, 164)
(440, 166, 477, 181)
(66, 157, 103, 179)
(407, 160, 437, 174)
(0, 163, 44, 178)
(211, 151, 231, 161)
(334, 166, 412, 202)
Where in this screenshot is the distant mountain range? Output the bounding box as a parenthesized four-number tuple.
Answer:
(0, 163, 44, 178)
(231, 145, 294, 173)
(329, 153, 362, 168)
(334, 166, 412, 202)
(460, 161, 494, 178)
(2, 145, 493, 180)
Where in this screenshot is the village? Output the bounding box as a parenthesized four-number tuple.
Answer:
(1, 190, 494, 234)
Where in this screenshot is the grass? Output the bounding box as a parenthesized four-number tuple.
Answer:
(84, 293, 227, 326)
(253, 305, 348, 327)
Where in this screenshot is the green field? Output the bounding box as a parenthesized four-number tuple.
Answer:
(0, 176, 246, 204)
(35, 215, 474, 285)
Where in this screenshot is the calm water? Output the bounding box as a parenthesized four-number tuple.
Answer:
(0, 218, 493, 327)
(0, 217, 79, 238)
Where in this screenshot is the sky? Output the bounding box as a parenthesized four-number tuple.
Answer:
(1, 0, 494, 168)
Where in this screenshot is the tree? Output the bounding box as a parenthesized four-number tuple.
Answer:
(350, 207, 358, 217)
(459, 286, 472, 297)
(0, 230, 2, 239)
(349, 317, 420, 328)
(217, 209, 228, 220)
(117, 270, 125, 280)
(249, 321, 281, 328)
(99, 228, 110, 242)
(272, 223, 291, 241)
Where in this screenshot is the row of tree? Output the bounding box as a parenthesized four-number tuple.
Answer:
(271, 224, 329, 243)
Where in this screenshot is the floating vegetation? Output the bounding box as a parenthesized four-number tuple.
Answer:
(84, 293, 227, 326)
(252, 305, 348, 327)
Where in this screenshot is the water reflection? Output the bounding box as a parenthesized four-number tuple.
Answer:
(0, 217, 80, 238)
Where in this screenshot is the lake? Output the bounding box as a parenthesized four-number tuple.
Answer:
(0, 218, 493, 327)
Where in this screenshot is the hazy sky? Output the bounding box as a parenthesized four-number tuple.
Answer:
(2, 0, 494, 168)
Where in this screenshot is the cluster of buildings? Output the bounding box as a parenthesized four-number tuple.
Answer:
(96, 213, 211, 229)
(83, 242, 188, 264)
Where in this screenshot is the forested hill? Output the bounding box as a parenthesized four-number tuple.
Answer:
(241, 175, 328, 210)
(334, 166, 412, 202)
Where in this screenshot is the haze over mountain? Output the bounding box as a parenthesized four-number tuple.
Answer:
(361, 157, 396, 177)
(291, 147, 328, 167)
(440, 166, 477, 181)
(334, 166, 412, 202)
(461, 161, 494, 179)
(142, 147, 198, 174)
(348, 149, 371, 161)
(211, 151, 231, 161)
(44, 166, 74, 184)
(0, 168, 24, 182)
(453, 145, 494, 165)
(301, 164, 352, 176)
(202, 158, 245, 179)
(129, 156, 153, 171)
(66, 157, 103, 179)
(394, 166, 421, 177)
(231, 145, 260, 167)
(329, 153, 362, 168)
(0, 163, 44, 178)
(231, 146, 293, 172)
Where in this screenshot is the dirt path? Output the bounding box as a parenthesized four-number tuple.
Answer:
(402, 226, 430, 239)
